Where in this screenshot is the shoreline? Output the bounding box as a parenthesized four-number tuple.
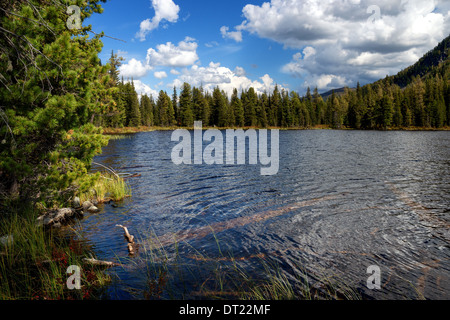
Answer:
(102, 125, 450, 135)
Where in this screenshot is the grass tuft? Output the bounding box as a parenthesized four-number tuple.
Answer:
(79, 173, 131, 204)
(0, 207, 111, 300)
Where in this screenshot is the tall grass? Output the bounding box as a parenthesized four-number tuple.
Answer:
(0, 206, 111, 300)
(79, 173, 131, 204)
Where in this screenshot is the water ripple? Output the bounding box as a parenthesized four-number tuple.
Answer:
(79, 130, 450, 300)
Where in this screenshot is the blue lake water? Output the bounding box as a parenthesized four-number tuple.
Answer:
(76, 130, 450, 300)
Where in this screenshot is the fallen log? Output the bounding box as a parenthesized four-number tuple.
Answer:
(123, 173, 141, 179)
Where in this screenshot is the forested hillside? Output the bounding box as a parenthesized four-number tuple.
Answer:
(390, 35, 450, 88)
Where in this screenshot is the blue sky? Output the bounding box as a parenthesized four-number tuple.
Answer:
(86, 0, 450, 97)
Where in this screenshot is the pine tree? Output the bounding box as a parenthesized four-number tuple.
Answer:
(123, 80, 141, 127)
(313, 87, 325, 126)
(205, 91, 214, 125)
(269, 85, 281, 126)
(167, 94, 175, 126)
(347, 90, 358, 128)
(412, 78, 426, 126)
(231, 88, 244, 127)
(361, 84, 376, 129)
(392, 86, 403, 127)
(340, 88, 350, 127)
(446, 72, 450, 126)
(179, 83, 193, 126)
(327, 91, 343, 129)
(258, 92, 269, 128)
(156, 90, 170, 126)
(172, 87, 179, 125)
(109, 50, 124, 84)
(212, 87, 229, 127)
(401, 91, 413, 127)
(281, 89, 293, 127)
(140, 94, 154, 126)
(228, 95, 236, 127)
(392, 101, 403, 128)
(244, 87, 258, 126)
(129, 86, 141, 127)
(192, 87, 203, 122)
(379, 95, 394, 129)
(291, 92, 308, 127)
(0, 0, 110, 206)
(199, 87, 211, 126)
(305, 87, 316, 125)
(430, 74, 446, 127)
(105, 53, 126, 128)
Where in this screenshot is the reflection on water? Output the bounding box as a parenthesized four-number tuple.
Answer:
(76, 130, 450, 300)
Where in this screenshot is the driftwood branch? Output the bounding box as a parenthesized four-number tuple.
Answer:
(116, 224, 134, 243)
(116, 224, 137, 255)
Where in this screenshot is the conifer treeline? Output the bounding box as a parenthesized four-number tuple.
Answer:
(100, 51, 450, 130)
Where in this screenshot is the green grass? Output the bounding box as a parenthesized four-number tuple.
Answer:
(106, 134, 134, 141)
(79, 173, 131, 204)
(0, 206, 112, 300)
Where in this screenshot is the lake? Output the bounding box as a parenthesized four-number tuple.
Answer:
(75, 130, 450, 300)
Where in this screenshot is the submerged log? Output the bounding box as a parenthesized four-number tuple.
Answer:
(82, 257, 119, 268)
(123, 173, 141, 179)
(127, 243, 135, 255)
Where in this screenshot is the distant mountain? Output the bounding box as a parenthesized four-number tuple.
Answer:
(319, 87, 352, 100)
(390, 34, 450, 88)
(319, 34, 450, 100)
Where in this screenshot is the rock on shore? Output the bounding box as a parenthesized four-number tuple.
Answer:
(36, 197, 102, 227)
(37, 208, 77, 227)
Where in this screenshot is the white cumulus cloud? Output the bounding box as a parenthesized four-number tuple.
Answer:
(136, 0, 180, 41)
(146, 37, 199, 68)
(171, 62, 281, 97)
(236, 0, 449, 91)
(119, 58, 152, 79)
(154, 71, 168, 79)
(220, 26, 243, 42)
(126, 79, 158, 99)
